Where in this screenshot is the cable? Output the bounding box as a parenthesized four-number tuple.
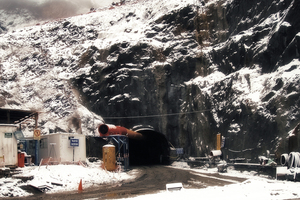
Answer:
(102, 109, 211, 119)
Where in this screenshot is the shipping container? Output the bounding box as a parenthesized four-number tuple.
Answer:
(26, 133, 86, 164)
(0, 124, 18, 167)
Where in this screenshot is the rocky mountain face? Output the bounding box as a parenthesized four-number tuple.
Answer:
(1, 0, 300, 161)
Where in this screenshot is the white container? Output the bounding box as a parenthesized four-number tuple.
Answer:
(0, 124, 18, 166)
(276, 166, 288, 180)
(38, 133, 86, 164)
(210, 150, 222, 157)
(166, 183, 183, 191)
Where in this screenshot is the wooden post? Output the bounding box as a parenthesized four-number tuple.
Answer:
(34, 112, 38, 129)
(216, 133, 221, 150)
(34, 112, 39, 165)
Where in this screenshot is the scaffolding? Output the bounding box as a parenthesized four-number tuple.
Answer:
(107, 135, 129, 171)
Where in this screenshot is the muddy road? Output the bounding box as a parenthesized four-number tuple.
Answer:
(8, 165, 247, 200)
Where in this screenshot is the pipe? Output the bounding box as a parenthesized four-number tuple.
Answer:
(280, 153, 289, 166)
(288, 152, 300, 169)
(286, 152, 300, 181)
(98, 124, 144, 140)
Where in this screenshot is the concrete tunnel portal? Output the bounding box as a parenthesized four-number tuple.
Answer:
(86, 124, 171, 166)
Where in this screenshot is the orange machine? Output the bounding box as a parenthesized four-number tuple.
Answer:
(98, 124, 144, 140)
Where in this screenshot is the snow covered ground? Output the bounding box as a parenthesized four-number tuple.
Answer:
(120, 162, 300, 200)
(119, 179, 300, 200)
(0, 160, 138, 198)
(1, 161, 300, 199)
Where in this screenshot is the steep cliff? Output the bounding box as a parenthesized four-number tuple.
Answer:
(73, 0, 300, 159)
(0, 0, 299, 161)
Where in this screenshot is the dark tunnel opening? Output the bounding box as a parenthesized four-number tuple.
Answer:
(86, 129, 170, 166)
(129, 129, 170, 165)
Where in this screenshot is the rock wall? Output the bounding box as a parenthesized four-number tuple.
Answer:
(70, 0, 300, 161)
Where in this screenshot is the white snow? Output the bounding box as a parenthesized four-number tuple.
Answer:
(119, 178, 300, 200)
(1, 161, 300, 199)
(0, 0, 300, 198)
(0, 160, 137, 198)
(0, 0, 297, 137)
(117, 162, 300, 200)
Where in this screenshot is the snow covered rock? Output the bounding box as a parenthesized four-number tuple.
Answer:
(0, 0, 299, 161)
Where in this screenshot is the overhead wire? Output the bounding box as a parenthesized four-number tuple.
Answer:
(102, 109, 211, 119)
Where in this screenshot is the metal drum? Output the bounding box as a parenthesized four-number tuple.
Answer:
(102, 144, 116, 171)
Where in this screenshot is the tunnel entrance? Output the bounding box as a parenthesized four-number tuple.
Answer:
(86, 127, 170, 166)
(129, 129, 170, 165)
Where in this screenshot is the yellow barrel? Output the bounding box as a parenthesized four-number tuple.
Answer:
(102, 144, 116, 171)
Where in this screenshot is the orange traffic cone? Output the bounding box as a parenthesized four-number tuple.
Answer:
(78, 179, 83, 192)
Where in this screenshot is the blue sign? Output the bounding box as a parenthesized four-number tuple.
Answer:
(176, 148, 184, 155)
(70, 139, 79, 147)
